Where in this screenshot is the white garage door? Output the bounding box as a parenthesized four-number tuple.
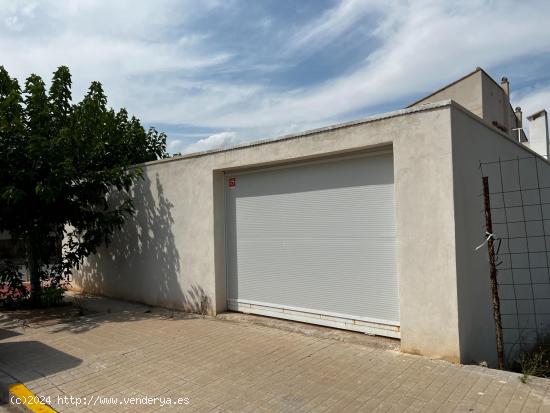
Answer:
(225, 151, 400, 338)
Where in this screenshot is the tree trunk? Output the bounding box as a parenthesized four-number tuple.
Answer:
(27, 237, 41, 305)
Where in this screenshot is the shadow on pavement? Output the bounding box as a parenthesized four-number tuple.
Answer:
(0, 292, 206, 339)
(0, 341, 81, 407)
(0, 330, 20, 341)
(0, 341, 81, 381)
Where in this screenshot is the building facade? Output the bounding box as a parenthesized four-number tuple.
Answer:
(73, 68, 550, 366)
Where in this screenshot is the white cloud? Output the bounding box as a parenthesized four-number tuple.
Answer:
(181, 131, 239, 154)
(0, 0, 231, 103)
(168, 139, 184, 153)
(109, 0, 550, 135)
(4, 16, 23, 32)
(289, 0, 372, 52)
(2, 0, 550, 154)
(2, 1, 36, 31)
(200, 0, 550, 129)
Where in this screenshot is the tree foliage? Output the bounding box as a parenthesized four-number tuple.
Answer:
(0, 65, 167, 304)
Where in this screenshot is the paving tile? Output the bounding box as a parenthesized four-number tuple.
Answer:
(1, 302, 550, 412)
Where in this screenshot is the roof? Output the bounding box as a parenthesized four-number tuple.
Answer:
(137, 98, 550, 170)
(139, 100, 453, 168)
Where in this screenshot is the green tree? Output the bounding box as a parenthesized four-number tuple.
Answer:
(0, 65, 167, 304)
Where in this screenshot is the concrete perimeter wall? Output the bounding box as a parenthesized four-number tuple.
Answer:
(74, 102, 465, 362)
(451, 104, 550, 366)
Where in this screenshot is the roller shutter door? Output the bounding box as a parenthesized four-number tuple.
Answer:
(225, 152, 399, 338)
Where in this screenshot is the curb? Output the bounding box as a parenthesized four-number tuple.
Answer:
(8, 384, 56, 413)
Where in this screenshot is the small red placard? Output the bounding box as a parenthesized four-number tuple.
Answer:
(228, 177, 236, 189)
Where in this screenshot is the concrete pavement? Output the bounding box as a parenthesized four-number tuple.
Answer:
(0, 295, 549, 412)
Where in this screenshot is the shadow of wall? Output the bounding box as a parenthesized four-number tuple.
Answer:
(73, 172, 211, 315)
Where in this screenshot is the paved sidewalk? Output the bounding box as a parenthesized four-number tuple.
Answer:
(0, 296, 549, 412)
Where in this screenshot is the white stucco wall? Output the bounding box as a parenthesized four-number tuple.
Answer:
(451, 103, 550, 366)
(411, 69, 519, 141)
(70, 98, 550, 369)
(70, 96, 550, 367)
(411, 70, 483, 119)
(480, 73, 517, 137)
(528, 111, 549, 159)
(74, 102, 464, 362)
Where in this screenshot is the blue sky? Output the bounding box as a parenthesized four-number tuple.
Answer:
(2, 0, 550, 154)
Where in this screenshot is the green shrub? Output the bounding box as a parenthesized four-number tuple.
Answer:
(38, 286, 65, 308)
(0, 262, 29, 307)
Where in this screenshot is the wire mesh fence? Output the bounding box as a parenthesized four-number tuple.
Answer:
(480, 155, 550, 363)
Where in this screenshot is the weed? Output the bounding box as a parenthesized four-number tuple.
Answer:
(516, 337, 550, 382)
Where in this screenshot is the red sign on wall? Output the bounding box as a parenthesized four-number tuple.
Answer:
(228, 177, 236, 189)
